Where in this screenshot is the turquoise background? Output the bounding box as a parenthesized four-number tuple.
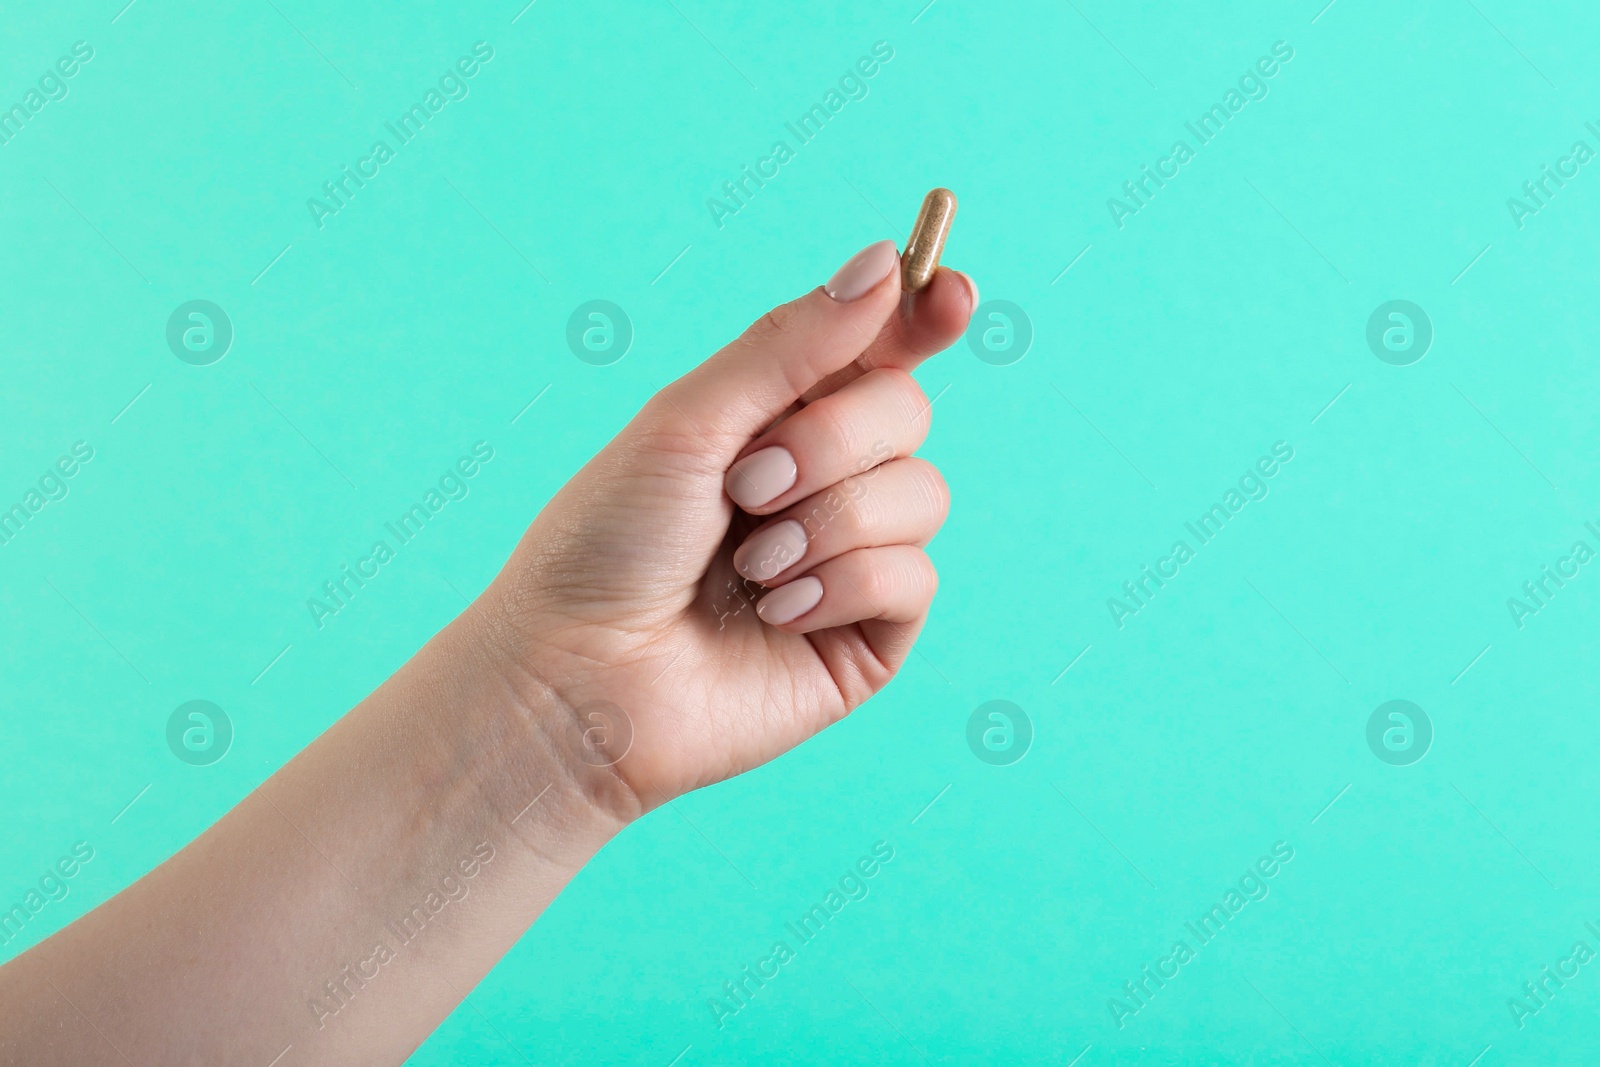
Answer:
(3, 0, 1600, 1062)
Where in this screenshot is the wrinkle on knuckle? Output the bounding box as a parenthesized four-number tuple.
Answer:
(887, 372, 931, 436)
(853, 562, 891, 607)
(834, 481, 877, 539)
(758, 308, 788, 336)
(808, 396, 861, 461)
(746, 298, 800, 344)
(917, 460, 951, 522)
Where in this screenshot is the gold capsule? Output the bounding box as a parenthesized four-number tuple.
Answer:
(900, 187, 957, 293)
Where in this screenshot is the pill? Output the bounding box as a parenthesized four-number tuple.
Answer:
(900, 188, 957, 293)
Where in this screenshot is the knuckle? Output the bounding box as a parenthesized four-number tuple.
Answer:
(745, 298, 801, 343)
(631, 391, 750, 473)
(884, 368, 932, 435)
(633, 391, 713, 457)
(854, 561, 892, 606)
(861, 367, 930, 438)
(633, 391, 680, 436)
(912, 550, 940, 599)
(909, 459, 950, 522)
(757, 308, 788, 337)
(806, 394, 863, 459)
(833, 478, 879, 538)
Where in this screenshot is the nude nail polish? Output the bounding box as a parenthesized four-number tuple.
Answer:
(726, 446, 798, 510)
(825, 240, 898, 302)
(735, 520, 808, 581)
(757, 576, 824, 625)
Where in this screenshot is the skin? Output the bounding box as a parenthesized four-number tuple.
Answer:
(0, 246, 974, 1066)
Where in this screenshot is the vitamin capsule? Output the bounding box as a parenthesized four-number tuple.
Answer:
(900, 187, 957, 293)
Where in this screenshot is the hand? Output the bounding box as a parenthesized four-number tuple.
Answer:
(484, 240, 977, 812)
(0, 240, 975, 1067)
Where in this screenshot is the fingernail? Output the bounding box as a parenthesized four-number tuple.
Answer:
(825, 240, 898, 302)
(735, 520, 808, 581)
(726, 446, 798, 510)
(955, 270, 980, 311)
(757, 576, 824, 625)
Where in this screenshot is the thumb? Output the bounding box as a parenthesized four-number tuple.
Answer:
(537, 240, 905, 603)
(649, 240, 903, 458)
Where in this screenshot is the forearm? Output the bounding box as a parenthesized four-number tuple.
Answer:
(0, 595, 626, 1067)
(0, 233, 969, 1064)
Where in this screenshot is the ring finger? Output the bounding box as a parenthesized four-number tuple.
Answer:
(731, 458, 949, 584)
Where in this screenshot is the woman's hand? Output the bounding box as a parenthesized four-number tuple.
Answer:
(485, 240, 977, 813)
(0, 237, 975, 1067)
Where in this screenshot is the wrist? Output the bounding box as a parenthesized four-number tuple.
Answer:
(439, 586, 646, 835)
